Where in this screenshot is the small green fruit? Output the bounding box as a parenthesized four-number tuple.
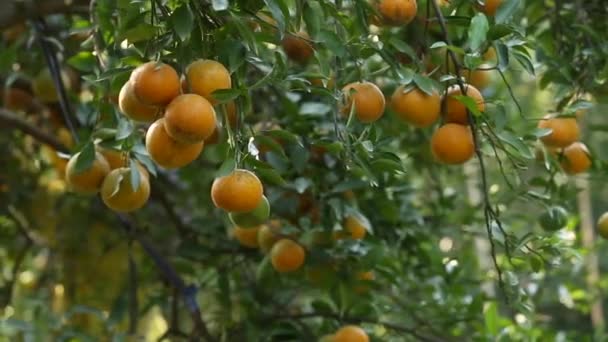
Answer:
(229, 195, 270, 228)
(539, 206, 568, 231)
(597, 212, 608, 239)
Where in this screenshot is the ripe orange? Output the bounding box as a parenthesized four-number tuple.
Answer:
(258, 220, 282, 253)
(97, 147, 125, 170)
(270, 239, 306, 273)
(391, 85, 440, 127)
(478, 0, 502, 16)
(185, 59, 232, 105)
(118, 80, 159, 122)
(130, 61, 180, 106)
(335, 216, 367, 240)
(378, 0, 418, 25)
(333, 325, 369, 342)
(65, 152, 110, 194)
(342, 81, 386, 123)
(431, 123, 475, 164)
(538, 116, 580, 148)
(3, 87, 35, 112)
(211, 169, 264, 212)
(560, 142, 591, 174)
(354, 271, 375, 293)
(145, 118, 204, 169)
(444, 84, 485, 124)
(465, 66, 493, 90)
(232, 225, 261, 248)
(282, 31, 315, 64)
(164, 94, 217, 143)
(100, 167, 150, 213)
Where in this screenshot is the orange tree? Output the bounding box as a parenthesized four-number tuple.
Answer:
(1, 0, 608, 340)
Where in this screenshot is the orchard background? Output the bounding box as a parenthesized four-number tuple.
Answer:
(1, 0, 608, 340)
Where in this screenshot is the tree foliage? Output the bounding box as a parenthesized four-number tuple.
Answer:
(1, 0, 608, 341)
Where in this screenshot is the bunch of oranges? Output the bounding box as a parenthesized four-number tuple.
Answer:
(117, 59, 231, 169)
(64, 147, 150, 213)
(537, 111, 591, 174)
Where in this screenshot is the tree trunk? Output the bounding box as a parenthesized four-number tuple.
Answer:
(576, 176, 604, 330)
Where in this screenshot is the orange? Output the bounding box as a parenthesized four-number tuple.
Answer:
(65, 152, 110, 194)
(211, 169, 264, 212)
(145, 118, 204, 169)
(118, 80, 159, 122)
(282, 31, 315, 64)
(378, 0, 418, 25)
(185, 59, 232, 105)
(232, 225, 261, 248)
(258, 221, 282, 253)
(538, 115, 580, 148)
(130, 61, 180, 106)
(354, 271, 375, 294)
(333, 325, 369, 342)
(478, 0, 502, 16)
(343, 216, 367, 240)
(3, 87, 35, 112)
(465, 66, 493, 90)
(560, 142, 591, 174)
(444, 84, 485, 124)
(100, 167, 150, 213)
(97, 147, 126, 170)
(342, 81, 386, 123)
(391, 85, 440, 127)
(431, 124, 475, 164)
(270, 239, 306, 273)
(483, 47, 497, 62)
(164, 94, 217, 143)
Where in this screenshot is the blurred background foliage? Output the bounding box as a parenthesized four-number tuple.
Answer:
(0, 0, 608, 341)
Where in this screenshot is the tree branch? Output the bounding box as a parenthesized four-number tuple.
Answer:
(0, 108, 69, 153)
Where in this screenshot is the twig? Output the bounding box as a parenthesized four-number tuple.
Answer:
(89, 0, 108, 70)
(497, 69, 523, 117)
(31, 17, 79, 143)
(117, 214, 216, 342)
(2, 207, 35, 308)
(429, 0, 509, 303)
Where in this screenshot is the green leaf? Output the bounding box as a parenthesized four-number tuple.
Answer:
(467, 13, 489, 52)
(255, 167, 287, 186)
(122, 23, 156, 43)
(216, 158, 236, 177)
(495, 0, 520, 24)
(211, 0, 229, 11)
(413, 74, 435, 95)
(512, 50, 535, 75)
(484, 302, 499, 336)
(129, 158, 141, 192)
(212, 88, 243, 103)
(171, 5, 194, 42)
(303, 2, 322, 38)
(318, 29, 346, 58)
(263, 0, 289, 34)
(67, 52, 96, 73)
(73, 142, 96, 174)
(497, 131, 534, 159)
(452, 95, 482, 116)
(389, 37, 416, 60)
(495, 42, 510, 72)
